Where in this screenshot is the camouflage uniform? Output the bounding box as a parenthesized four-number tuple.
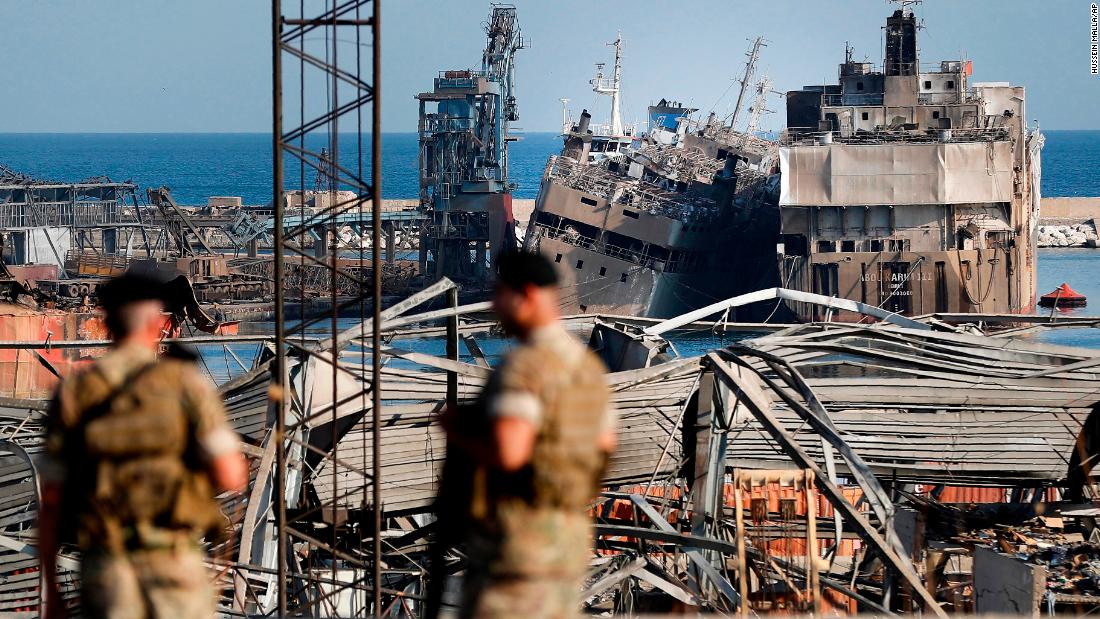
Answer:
(44, 343, 239, 619)
(461, 324, 614, 619)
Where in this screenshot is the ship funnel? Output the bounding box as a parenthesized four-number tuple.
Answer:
(577, 109, 592, 134)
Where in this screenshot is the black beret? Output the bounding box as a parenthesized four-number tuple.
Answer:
(97, 272, 171, 312)
(495, 250, 559, 290)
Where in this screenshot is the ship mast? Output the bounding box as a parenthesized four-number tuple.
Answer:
(745, 74, 777, 137)
(559, 98, 571, 134)
(729, 36, 766, 130)
(590, 33, 623, 136)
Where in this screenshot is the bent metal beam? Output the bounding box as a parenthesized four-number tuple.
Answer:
(643, 287, 931, 336)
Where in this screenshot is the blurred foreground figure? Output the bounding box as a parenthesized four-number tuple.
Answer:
(38, 273, 247, 619)
(443, 251, 616, 619)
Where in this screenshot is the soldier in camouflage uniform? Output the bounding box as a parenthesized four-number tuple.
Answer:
(442, 251, 616, 619)
(38, 273, 248, 619)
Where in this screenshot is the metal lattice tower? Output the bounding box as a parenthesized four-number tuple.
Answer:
(271, 0, 382, 615)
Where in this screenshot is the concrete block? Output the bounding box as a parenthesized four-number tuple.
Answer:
(973, 546, 1045, 615)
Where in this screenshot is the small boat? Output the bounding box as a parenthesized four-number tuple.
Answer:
(1039, 283, 1087, 308)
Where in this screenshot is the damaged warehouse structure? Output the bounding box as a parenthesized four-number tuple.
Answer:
(0, 280, 1096, 614)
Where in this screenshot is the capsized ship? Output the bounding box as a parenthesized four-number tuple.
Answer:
(524, 40, 783, 318)
(777, 6, 1043, 320)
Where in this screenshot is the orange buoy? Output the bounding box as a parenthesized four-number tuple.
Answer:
(1039, 282, 1087, 308)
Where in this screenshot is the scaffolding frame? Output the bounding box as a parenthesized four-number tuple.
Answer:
(272, 0, 382, 615)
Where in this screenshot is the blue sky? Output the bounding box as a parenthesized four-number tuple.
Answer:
(1, 0, 1097, 132)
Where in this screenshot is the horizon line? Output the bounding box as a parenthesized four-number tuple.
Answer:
(0, 128, 1099, 135)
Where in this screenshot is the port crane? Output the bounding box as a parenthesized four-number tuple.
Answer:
(416, 4, 525, 281)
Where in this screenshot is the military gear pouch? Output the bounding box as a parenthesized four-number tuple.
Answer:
(84, 409, 187, 458)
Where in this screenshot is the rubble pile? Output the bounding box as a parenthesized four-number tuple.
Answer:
(953, 517, 1100, 598)
(1034, 542, 1100, 595)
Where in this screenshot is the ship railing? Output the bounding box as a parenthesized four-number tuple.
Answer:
(635, 145, 725, 180)
(434, 70, 489, 89)
(533, 223, 709, 275)
(547, 156, 721, 224)
(591, 77, 616, 92)
(64, 249, 130, 277)
(534, 223, 655, 266)
(545, 157, 621, 199)
(423, 116, 476, 134)
(587, 122, 634, 138)
(823, 91, 979, 107)
(835, 60, 966, 76)
(0, 200, 129, 228)
(688, 122, 778, 155)
(618, 188, 719, 224)
(779, 126, 1011, 146)
(436, 70, 488, 79)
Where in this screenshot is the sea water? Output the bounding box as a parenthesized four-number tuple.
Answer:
(1, 130, 1094, 203)
(1, 131, 1098, 378)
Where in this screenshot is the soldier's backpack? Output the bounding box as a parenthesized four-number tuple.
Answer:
(59, 357, 225, 551)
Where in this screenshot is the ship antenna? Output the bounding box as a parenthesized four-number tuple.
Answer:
(745, 74, 781, 137)
(728, 36, 766, 130)
(590, 33, 624, 136)
(888, 0, 922, 11)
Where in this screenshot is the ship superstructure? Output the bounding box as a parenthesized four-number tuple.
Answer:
(560, 35, 636, 164)
(778, 5, 1043, 319)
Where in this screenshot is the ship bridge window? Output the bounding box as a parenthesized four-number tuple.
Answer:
(780, 234, 808, 257)
(554, 253, 562, 263)
(856, 81, 864, 91)
(648, 245, 671, 262)
(599, 266, 607, 276)
(817, 240, 836, 253)
(580, 197, 598, 207)
(870, 239, 885, 252)
(932, 111, 940, 119)
(861, 112, 869, 121)
(888, 239, 910, 252)
(575, 259, 584, 269)
(535, 211, 562, 227)
(620, 273, 628, 283)
(622, 209, 639, 219)
(946, 80, 955, 89)
(841, 240, 856, 252)
(923, 80, 932, 90)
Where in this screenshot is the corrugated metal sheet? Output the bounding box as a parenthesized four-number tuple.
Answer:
(310, 360, 699, 515)
(723, 324, 1100, 485)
